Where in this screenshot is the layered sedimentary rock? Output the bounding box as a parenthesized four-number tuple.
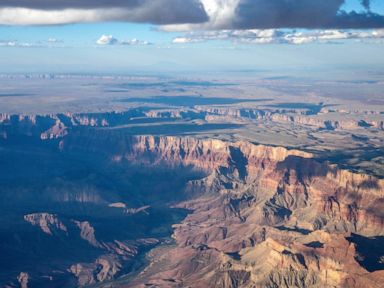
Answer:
(1, 107, 383, 144)
(2, 111, 384, 287)
(62, 135, 383, 288)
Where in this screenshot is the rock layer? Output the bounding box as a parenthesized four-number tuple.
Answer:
(69, 135, 384, 288)
(2, 112, 384, 287)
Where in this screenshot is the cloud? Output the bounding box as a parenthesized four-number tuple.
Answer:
(120, 38, 151, 45)
(163, 0, 384, 30)
(47, 38, 62, 43)
(96, 35, 151, 46)
(234, 0, 345, 29)
(172, 37, 203, 44)
(0, 37, 66, 47)
(0, 0, 143, 10)
(0, 0, 383, 29)
(0, 0, 208, 25)
(234, 0, 384, 29)
(360, 0, 371, 11)
(96, 35, 118, 45)
(172, 29, 384, 44)
(0, 40, 44, 47)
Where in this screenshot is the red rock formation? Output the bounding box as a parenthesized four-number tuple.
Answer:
(3, 111, 384, 287)
(84, 135, 384, 288)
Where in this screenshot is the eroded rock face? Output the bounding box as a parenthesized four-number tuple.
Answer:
(76, 135, 384, 288)
(62, 134, 311, 173)
(21, 212, 159, 287)
(3, 118, 384, 287)
(72, 220, 100, 248)
(1, 107, 383, 145)
(69, 255, 122, 286)
(24, 213, 68, 235)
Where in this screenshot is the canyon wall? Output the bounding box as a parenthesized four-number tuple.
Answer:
(1, 112, 384, 287)
(59, 133, 384, 287)
(1, 106, 383, 144)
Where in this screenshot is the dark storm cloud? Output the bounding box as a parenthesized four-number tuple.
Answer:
(360, 0, 371, 11)
(0, 0, 208, 25)
(114, 0, 208, 24)
(233, 0, 384, 29)
(0, 0, 142, 10)
(0, 0, 383, 28)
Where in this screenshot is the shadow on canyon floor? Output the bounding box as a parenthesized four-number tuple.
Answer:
(347, 234, 384, 272)
(0, 141, 206, 287)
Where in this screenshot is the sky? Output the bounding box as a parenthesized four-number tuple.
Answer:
(0, 0, 383, 74)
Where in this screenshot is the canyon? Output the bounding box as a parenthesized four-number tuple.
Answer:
(1, 110, 384, 288)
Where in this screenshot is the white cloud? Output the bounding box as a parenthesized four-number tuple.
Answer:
(0, 40, 38, 47)
(0, 38, 64, 48)
(200, 0, 239, 29)
(96, 35, 151, 46)
(163, 0, 239, 32)
(96, 35, 118, 45)
(172, 37, 203, 44)
(47, 38, 61, 43)
(120, 38, 151, 45)
(171, 29, 384, 45)
(0, 8, 108, 25)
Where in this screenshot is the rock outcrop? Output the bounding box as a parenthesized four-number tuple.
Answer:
(75, 135, 384, 288)
(1, 107, 383, 144)
(69, 255, 122, 286)
(24, 213, 68, 236)
(72, 220, 101, 248)
(2, 111, 384, 287)
(17, 272, 29, 288)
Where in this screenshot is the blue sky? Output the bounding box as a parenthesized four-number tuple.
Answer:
(0, 0, 383, 74)
(0, 23, 174, 46)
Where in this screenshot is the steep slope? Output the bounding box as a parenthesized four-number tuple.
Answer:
(61, 135, 383, 288)
(1, 112, 384, 287)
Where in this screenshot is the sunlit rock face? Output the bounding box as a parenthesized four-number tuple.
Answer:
(24, 213, 68, 236)
(0, 113, 383, 288)
(59, 133, 384, 287)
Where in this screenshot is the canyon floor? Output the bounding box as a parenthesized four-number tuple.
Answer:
(0, 74, 383, 287)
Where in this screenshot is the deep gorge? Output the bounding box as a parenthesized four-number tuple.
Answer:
(0, 113, 384, 287)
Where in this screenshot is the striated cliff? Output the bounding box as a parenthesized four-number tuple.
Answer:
(63, 135, 384, 288)
(1, 107, 383, 144)
(1, 111, 384, 287)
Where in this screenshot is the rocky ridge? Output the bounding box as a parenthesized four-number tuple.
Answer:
(39, 129, 384, 287)
(2, 111, 384, 287)
(68, 135, 384, 288)
(1, 107, 383, 142)
(22, 213, 159, 287)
